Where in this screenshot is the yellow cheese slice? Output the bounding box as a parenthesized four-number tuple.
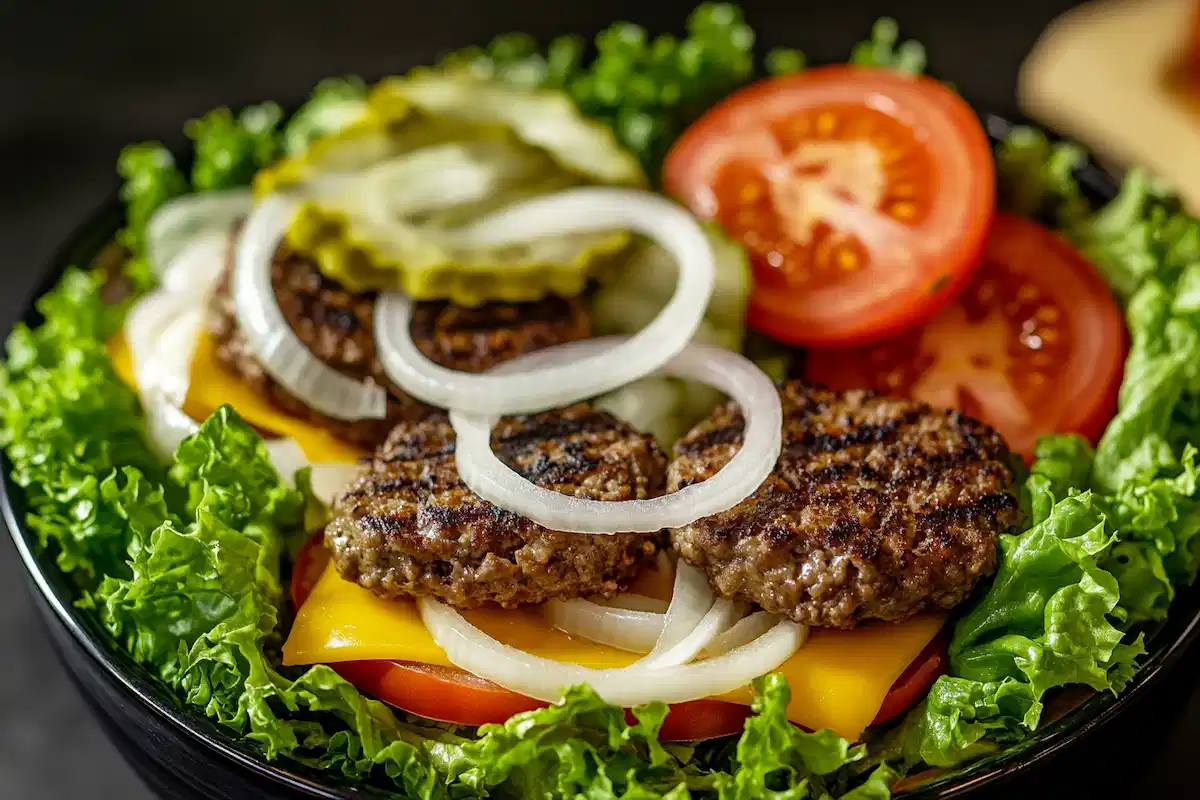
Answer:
(108, 330, 368, 464)
(285, 558, 944, 740)
(108, 327, 944, 739)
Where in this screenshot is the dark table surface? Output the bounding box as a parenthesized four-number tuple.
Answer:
(1, 1, 1198, 798)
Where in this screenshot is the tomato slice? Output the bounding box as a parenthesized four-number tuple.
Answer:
(290, 534, 945, 739)
(663, 65, 995, 347)
(805, 214, 1127, 457)
(871, 633, 947, 726)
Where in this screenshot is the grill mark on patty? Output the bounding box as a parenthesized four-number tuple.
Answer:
(206, 231, 592, 449)
(788, 408, 925, 457)
(673, 420, 746, 456)
(493, 413, 619, 457)
(667, 382, 1020, 629)
(325, 407, 667, 609)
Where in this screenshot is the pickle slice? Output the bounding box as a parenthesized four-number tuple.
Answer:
(255, 73, 645, 306)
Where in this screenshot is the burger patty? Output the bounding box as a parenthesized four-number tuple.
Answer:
(207, 232, 591, 447)
(325, 404, 665, 608)
(668, 382, 1020, 629)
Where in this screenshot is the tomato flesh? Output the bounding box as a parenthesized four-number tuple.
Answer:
(290, 534, 946, 739)
(805, 214, 1127, 457)
(871, 633, 948, 726)
(664, 66, 995, 347)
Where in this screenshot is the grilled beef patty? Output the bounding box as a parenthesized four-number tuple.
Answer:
(207, 232, 591, 447)
(325, 404, 665, 608)
(668, 382, 1020, 629)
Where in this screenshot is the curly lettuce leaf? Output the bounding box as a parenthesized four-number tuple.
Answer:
(0, 269, 161, 580)
(283, 76, 370, 156)
(848, 18, 926, 75)
(714, 674, 877, 799)
(186, 102, 284, 191)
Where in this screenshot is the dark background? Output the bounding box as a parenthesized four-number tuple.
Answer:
(1, 0, 1197, 797)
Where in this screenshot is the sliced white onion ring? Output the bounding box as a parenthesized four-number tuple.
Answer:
(449, 337, 782, 533)
(147, 187, 253, 276)
(160, 229, 229, 297)
(124, 286, 344, 486)
(233, 195, 387, 422)
(375, 188, 716, 415)
(544, 599, 664, 654)
(419, 596, 807, 707)
(706, 611, 779, 657)
(597, 594, 670, 614)
(640, 598, 740, 669)
(308, 462, 362, 505)
(647, 559, 714, 654)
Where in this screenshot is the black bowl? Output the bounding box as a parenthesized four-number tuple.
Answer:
(4, 113, 1200, 800)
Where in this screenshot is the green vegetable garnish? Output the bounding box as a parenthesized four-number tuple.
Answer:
(186, 102, 284, 191)
(282, 76, 370, 156)
(848, 18, 926, 75)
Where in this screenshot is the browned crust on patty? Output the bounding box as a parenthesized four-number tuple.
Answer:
(667, 382, 1020, 629)
(325, 404, 665, 608)
(206, 230, 591, 447)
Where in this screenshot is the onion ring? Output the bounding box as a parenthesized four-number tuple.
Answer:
(419, 596, 807, 708)
(233, 195, 387, 422)
(374, 188, 716, 415)
(544, 599, 665, 653)
(448, 336, 782, 533)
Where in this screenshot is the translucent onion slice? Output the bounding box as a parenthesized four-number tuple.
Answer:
(125, 287, 332, 483)
(449, 336, 782, 533)
(544, 599, 664, 654)
(160, 229, 230, 297)
(374, 188, 716, 415)
(639, 598, 740, 670)
(647, 559, 714, 654)
(233, 195, 387, 422)
(419, 596, 807, 708)
(705, 611, 779, 657)
(309, 462, 362, 505)
(146, 187, 253, 276)
(598, 594, 670, 614)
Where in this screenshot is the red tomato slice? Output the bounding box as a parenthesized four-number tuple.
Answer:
(805, 213, 1127, 457)
(871, 633, 948, 725)
(291, 535, 945, 739)
(664, 66, 994, 347)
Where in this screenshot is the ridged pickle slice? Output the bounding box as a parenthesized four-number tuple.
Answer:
(255, 72, 646, 306)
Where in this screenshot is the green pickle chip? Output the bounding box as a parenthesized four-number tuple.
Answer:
(255, 71, 646, 306)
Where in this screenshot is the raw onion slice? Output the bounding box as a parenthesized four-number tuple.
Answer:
(124, 286, 337, 485)
(374, 188, 716, 415)
(449, 336, 782, 533)
(146, 187, 253, 277)
(419, 596, 807, 708)
(706, 611, 779, 657)
(233, 195, 388, 422)
(599, 594, 670, 614)
(639, 598, 740, 670)
(309, 462, 362, 505)
(647, 559, 714, 654)
(160, 229, 229, 297)
(544, 599, 664, 654)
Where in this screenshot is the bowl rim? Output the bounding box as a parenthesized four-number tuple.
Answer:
(3, 112, 1200, 799)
